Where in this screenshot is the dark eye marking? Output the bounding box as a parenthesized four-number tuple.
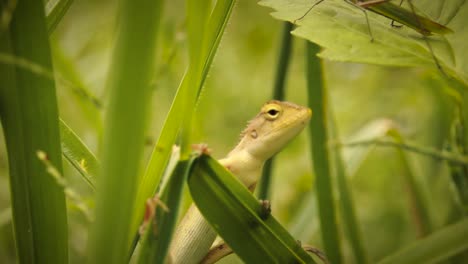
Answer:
(268, 109, 279, 116)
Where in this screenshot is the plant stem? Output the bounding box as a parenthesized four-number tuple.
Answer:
(258, 22, 293, 200)
(305, 41, 342, 264)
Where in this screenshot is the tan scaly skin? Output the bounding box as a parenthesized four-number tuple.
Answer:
(168, 100, 312, 264)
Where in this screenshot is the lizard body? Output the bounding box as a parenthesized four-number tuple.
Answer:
(169, 100, 312, 263)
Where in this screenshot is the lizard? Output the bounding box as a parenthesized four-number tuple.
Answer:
(168, 100, 312, 263)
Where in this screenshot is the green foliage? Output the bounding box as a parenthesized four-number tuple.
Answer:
(378, 218, 468, 264)
(1, 0, 468, 263)
(60, 119, 98, 190)
(0, 0, 68, 262)
(136, 159, 189, 263)
(86, 0, 163, 263)
(130, 0, 236, 247)
(188, 154, 315, 263)
(260, 0, 468, 85)
(306, 41, 343, 263)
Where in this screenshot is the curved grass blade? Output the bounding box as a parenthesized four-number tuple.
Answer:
(378, 218, 468, 264)
(59, 119, 98, 190)
(188, 154, 316, 263)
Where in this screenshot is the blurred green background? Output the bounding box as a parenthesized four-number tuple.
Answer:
(0, 0, 463, 263)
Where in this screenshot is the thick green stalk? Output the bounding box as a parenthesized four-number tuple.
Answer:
(0, 0, 68, 262)
(305, 41, 342, 264)
(87, 0, 163, 263)
(258, 22, 293, 200)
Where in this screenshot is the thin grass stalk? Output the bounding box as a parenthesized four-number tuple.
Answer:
(258, 22, 293, 200)
(329, 115, 369, 264)
(51, 41, 103, 133)
(305, 41, 342, 264)
(388, 131, 433, 236)
(0, 0, 68, 262)
(449, 101, 468, 214)
(87, 0, 163, 262)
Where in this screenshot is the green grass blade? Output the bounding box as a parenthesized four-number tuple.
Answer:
(87, 0, 163, 262)
(378, 218, 468, 264)
(131, 0, 236, 244)
(305, 41, 342, 264)
(258, 22, 293, 200)
(188, 154, 316, 263)
(179, 0, 211, 157)
(290, 119, 396, 242)
(51, 41, 103, 133)
(45, 0, 74, 33)
(0, 0, 68, 261)
(198, 0, 236, 92)
(59, 119, 98, 190)
(137, 159, 191, 264)
(329, 115, 369, 264)
(388, 130, 433, 236)
(290, 119, 398, 248)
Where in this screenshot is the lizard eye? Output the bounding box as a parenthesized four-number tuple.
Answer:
(264, 105, 282, 120)
(268, 109, 279, 116)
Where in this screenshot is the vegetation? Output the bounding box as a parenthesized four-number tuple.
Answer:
(0, 0, 467, 263)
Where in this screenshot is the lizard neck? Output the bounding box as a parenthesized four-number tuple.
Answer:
(219, 149, 264, 188)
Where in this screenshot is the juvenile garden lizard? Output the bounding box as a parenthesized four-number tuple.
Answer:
(169, 100, 312, 263)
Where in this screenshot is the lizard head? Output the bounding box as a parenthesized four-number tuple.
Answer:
(230, 100, 312, 161)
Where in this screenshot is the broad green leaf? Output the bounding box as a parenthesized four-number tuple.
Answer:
(259, 0, 468, 85)
(0, 0, 68, 261)
(188, 154, 316, 263)
(378, 218, 468, 264)
(59, 119, 98, 190)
